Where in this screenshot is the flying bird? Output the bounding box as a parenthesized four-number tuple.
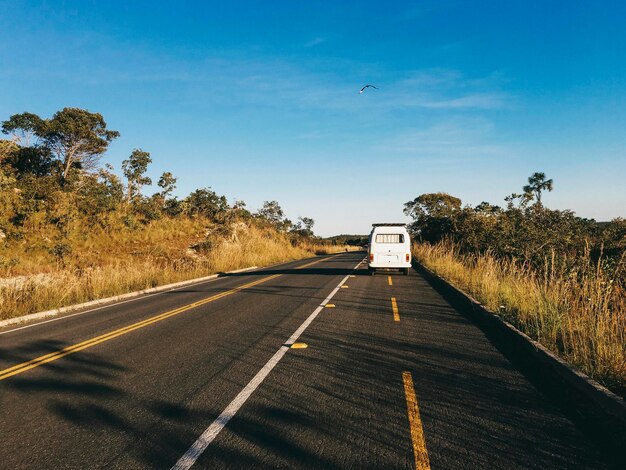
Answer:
(359, 84, 379, 94)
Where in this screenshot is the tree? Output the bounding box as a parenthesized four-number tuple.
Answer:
(122, 149, 152, 200)
(184, 187, 228, 218)
(474, 201, 502, 215)
(229, 199, 252, 220)
(504, 192, 532, 209)
(404, 192, 462, 220)
(403, 192, 462, 241)
(157, 172, 176, 200)
(290, 216, 315, 237)
(0, 139, 52, 178)
(1, 112, 44, 147)
(2, 108, 119, 184)
(155, 171, 177, 210)
(256, 200, 285, 226)
(299, 217, 315, 233)
(76, 164, 124, 222)
(523, 172, 553, 206)
(2, 120, 52, 178)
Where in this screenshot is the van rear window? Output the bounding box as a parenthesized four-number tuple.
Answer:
(375, 234, 404, 243)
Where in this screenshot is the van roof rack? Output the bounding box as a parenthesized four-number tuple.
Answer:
(372, 223, 406, 227)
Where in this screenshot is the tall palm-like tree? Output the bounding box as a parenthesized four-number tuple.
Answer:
(523, 172, 553, 205)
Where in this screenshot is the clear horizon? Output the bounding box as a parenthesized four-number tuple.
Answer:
(1, 1, 625, 236)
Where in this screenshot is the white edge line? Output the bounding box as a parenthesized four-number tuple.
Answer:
(171, 259, 363, 470)
(0, 255, 320, 335)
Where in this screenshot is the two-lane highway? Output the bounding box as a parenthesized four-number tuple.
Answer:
(0, 252, 614, 468)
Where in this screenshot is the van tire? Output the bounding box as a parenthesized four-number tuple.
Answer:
(369, 267, 375, 276)
(403, 268, 409, 276)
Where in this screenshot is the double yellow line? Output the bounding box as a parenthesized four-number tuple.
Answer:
(0, 257, 327, 381)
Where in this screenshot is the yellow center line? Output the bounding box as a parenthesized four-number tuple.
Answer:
(388, 276, 393, 286)
(0, 255, 333, 381)
(391, 297, 400, 322)
(403, 371, 430, 470)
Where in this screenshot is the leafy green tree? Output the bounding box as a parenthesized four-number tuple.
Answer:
(1, 142, 52, 178)
(474, 201, 502, 215)
(290, 216, 316, 238)
(157, 172, 176, 200)
(523, 172, 553, 205)
(405, 177, 601, 268)
(300, 217, 315, 233)
(153, 171, 177, 211)
(1, 129, 52, 179)
(1, 113, 44, 147)
(256, 200, 295, 231)
(290, 216, 314, 237)
(504, 192, 532, 209)
(162, 198, 184, 217)
(256, 200, 285, 225)
(77, 164, 124, 224)
(2, 108, 119, 184)
(184, 187, 228, 218)
(220, 199, 252, 224)
(122, 149, 152, 200)
(404, 192, 462, 219)
(132, 197, 163, 222)
(403, 192, 462, 242)
(231, 199, 251, 219)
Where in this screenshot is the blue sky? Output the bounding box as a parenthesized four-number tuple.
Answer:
(1, 1, 625, 236)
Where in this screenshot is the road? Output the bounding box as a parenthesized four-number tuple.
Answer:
(0, 252, 615, 469)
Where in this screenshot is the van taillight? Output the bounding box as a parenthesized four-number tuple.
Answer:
(406, 253, 410, 262)
(369, 253, 374, 262)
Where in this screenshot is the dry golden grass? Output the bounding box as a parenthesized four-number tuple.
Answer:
(413, 241, 626, 397)
(0, 219, 353, 321)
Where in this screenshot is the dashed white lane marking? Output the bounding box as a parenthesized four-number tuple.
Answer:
(171, 258, 363, 470)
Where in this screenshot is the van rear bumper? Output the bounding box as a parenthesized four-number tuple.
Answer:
(368, 262, 411, 269)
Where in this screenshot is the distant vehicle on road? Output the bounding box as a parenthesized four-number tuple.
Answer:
(367, 223, 411, 275)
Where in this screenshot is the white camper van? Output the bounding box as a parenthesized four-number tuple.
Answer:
(367, 224, 411, 275)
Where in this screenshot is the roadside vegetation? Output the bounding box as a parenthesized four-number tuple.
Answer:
(0, 108, 352, 320)
(405, 174, 626, 397)
(323, 234, 368, 247)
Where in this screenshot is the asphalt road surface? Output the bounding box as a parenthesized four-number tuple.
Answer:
(0, 252, 616, 469)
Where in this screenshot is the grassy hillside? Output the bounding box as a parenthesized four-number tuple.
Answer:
(0, 216, 349, 320)
(0, 107, 354, 320)
(414, 242, 625, 398)
(404, 183, 625, 397)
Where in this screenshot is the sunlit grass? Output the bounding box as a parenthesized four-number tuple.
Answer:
(413, 241, 626, 397)
(0, 219, 355, 321)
